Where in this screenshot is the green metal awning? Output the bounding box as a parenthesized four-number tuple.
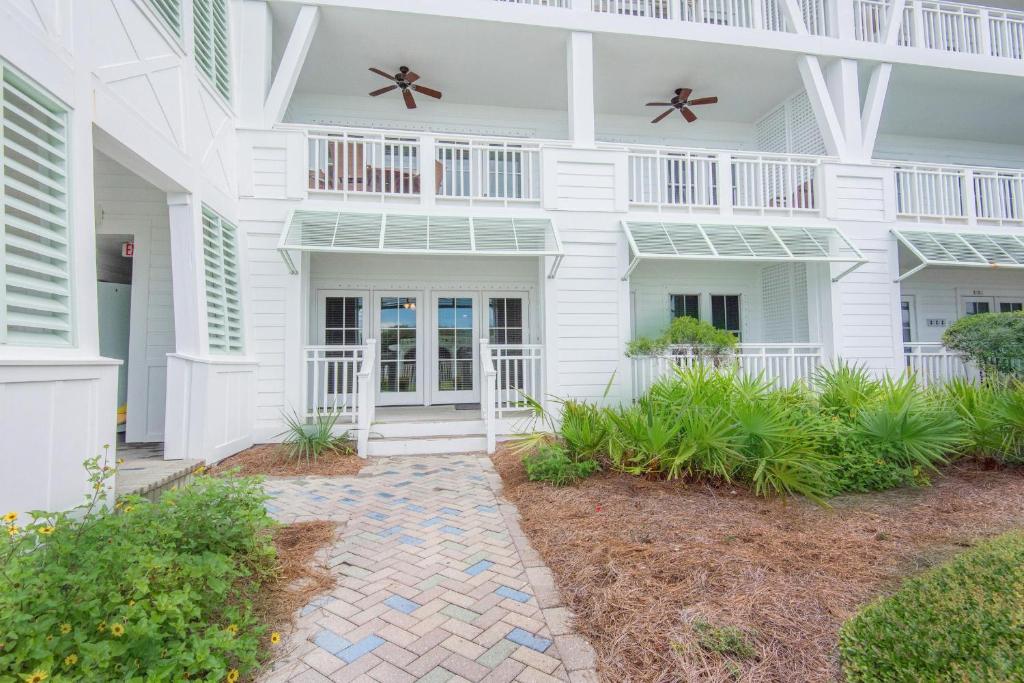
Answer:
(621, 221, 867, 281)
(278, 211, 564, 277)
(893, 229, 1024, 281)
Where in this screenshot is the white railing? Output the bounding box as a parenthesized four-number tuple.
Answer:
(894, 163, 1024, 224)
(592, 0, 674, 19)
(591, 0, 831, 34)
(632, 343, 824, 397)
(625, 146, 822, 215)
(989, 9, 1024, 59)
(303, 342, 376, 457)
(857, 1, 1024, 58)
(732, 153, 819, 212)
(308, 131, 422, 198)
(495, 0, 569, 6)
(482, 341, 545, 418)
(852, 0, 913, 43)
(895, 164, 967, 220)
(904, 343, 976, 386)
(628, 148, 719, 209)
(435, 138, 542, 204)
(917, 1, 985, 54)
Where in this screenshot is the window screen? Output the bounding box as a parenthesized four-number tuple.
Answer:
(201, 206, 243, 353)
(711, 295, 741, 339)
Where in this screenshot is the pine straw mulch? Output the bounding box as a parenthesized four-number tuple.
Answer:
(254, 520, 338, 655)
(211, 443, 364, 478)
(492, 447, 1024, 683)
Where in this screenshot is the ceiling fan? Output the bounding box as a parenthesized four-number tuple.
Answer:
(368, 65, 443, 109)
(647, 88, 718, 123)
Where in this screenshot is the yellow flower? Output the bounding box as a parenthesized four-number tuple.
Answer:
(2, 512, 16, 524)
(270, 631, 281, 645)
(226, 623, 238, 636)
(110, 623, 125, 638)
(123, 506, 134, 513)
(25, 671, 48, 683)
(195, 465, 207, 475)
(38, 526, 55, 536)
(59, 623, 72, 635)
(97, 621, 107, 633)
(226, 669, 239, 683)
(7, 526, 18, 537)
(129, 600, 136, 607)
(117, 458, 125, 465)
(63, 654, 78, 667)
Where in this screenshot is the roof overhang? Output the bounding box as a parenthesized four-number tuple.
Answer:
(893, 229, 1024, 281)
(278, 210, 565, 278)
(621, 221, 867, 282)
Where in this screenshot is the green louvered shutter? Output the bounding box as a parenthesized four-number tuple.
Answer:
(201, 206, 243, 354)
(1, 63, 73, 346)
(193, 0, 231, 100)
(149, 0, 182, 37)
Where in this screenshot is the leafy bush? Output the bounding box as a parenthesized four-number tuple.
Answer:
(281, 409, 354, 463)
(0, 458, 276, 681)
(690, 619, 757, 660)
(626, 316, 738, 357)
(942, 311, 1024, 375)
(940, 378, 1024, 465)
(523, 444, 599, 487)
(839, 531, 1024, 682)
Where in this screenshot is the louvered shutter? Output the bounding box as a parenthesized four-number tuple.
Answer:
(201, 206, 243, 353)
(149, 0, 182, 36)
(193, 0, 231, 100)
(1, 64, 73, 346)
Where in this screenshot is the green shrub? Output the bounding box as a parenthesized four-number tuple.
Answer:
(281, 409, 354, 463)
(942, 311, 1024, 375)
(690, 619, 757, 660)
(940, 379, 1024, 465)
(839, 531, 1024, 682)
(0, 458, 276, 682)
(559, 400, 610, 460)
(523, 444, 599, 487)
(626, 316, 738, 357)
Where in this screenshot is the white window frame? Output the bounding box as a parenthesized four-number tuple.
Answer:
(1, 61, 74, 347)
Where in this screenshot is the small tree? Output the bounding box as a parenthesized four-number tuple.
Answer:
(942, 312, 1024, 377)
(626, 316, 739, 358)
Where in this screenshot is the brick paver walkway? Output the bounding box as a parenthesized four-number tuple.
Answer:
(260, 454, 598, 683)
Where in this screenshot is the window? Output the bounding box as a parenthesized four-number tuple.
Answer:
(193, 0, 230, 100)
(710, 295, 741, 339)
(201, 206, 243, 353)
(325, 297, 363, 345)
(901, 300, 914, 343)
(2, 63, 72, 346)
(965, 301, 991, 315)
(148, 0, 182, 37)
(489, 297, 524, 345)
(670, 294, 699, 320)
(1000, 302, 1023, 313)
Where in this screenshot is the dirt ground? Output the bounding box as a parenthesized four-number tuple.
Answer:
(211, 443, 364, 478)
(492, 448, 1024, 682)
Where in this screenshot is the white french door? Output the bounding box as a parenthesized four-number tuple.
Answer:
(432, 293, 479, 404)
(375, 292, 424, 405)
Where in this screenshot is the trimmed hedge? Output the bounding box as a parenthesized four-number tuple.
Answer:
(942, 311, 1024, 374)
(839, 531, 1024, 682)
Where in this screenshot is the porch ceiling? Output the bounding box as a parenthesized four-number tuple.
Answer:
(621, 221, 867, 281)
(278, 210, 564, 276)
(893, 229, 1024, 281)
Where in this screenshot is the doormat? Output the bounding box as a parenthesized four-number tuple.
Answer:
(454, 403, 481, 411)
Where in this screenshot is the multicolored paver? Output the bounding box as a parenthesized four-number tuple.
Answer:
(261, 454, 598, 683)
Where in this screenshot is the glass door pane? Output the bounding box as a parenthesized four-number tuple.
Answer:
(434, 295, 477, 403)
(378, 295, 421, 405)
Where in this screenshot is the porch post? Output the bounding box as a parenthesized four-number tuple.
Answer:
(420, 134, 437, 207)
(166, 193, 207, 357)
(567, 31, 596, 148)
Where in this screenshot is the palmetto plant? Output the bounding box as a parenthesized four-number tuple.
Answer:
(280, 409, 354, 464)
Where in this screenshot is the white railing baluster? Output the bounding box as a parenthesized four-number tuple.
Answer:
(893, 162, 1024, 225)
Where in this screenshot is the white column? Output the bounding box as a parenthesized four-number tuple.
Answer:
(717, 152, 734, 216)
(567, 31, 596, 148)
(825, 59, 864, 161)
(420, 134, 437, 207)
(237, 0, 273, 126)
(833, 0, 855, 40)
(167, 193, 208, 357)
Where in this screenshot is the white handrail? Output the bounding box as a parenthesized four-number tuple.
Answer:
(480, 338, 498, 454)
(892, 162, 1024, 224)
(302, 343, 374, 457)
(903, 342, 976, 386)
(435, 137, 542, 205)
(308, 131, 421, 198)
(356, 339, 376, 458)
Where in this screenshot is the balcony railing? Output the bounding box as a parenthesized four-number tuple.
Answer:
(903, 343, 976, 386)
(590, 0, 833, 35)
(435, 137, 542, 205)
(853, 0, 1024, 59)
(626, 146, 822, 215)
(307, 127, 548, 205)
(632, 343, 824, 398)
(894, 163, 1024, 225)
(303, 343, 377, 457)
(480, 339, 544, 452)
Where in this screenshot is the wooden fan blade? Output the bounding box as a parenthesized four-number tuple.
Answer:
(678, 88, 693, 101)
(681, 107, 697, 123)
(369, 67, 396, 81)
(412, 84, 442, 99)
(403, 89, 417, 109)
(651, 108, 674, 124)
(687, 96, 719, 106)
(369, 85, 398, 97)
(646, 102, 672, 107)
(404, 71, 420, 83)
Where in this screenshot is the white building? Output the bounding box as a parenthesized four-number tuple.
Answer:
(2, 0, 1023, 514)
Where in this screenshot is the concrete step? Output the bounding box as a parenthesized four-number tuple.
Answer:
(371, 418, 486, 439)
(367, 434, 487, 457)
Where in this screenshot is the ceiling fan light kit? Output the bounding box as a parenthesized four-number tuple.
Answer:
(368, 65, 444, 110)
(647, 87, 719, 124)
